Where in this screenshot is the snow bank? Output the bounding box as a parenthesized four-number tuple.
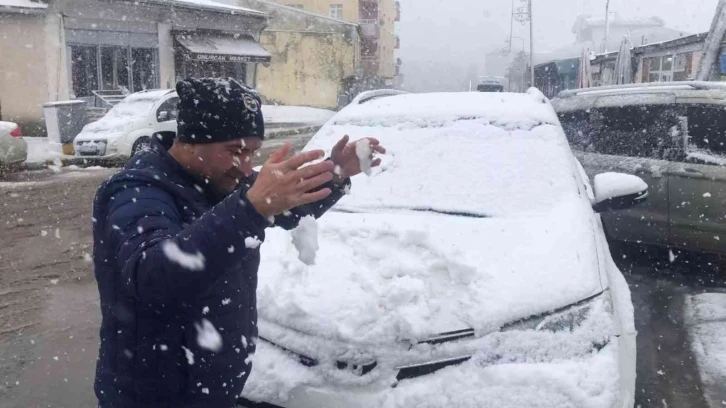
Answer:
(685, 293, 726, 406)
(261, 105, 335, 126)
(24, 137, 67, 164)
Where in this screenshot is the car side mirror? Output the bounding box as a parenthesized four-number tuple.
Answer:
(592, 172, 648, 213)
(157, 111, 169, 121)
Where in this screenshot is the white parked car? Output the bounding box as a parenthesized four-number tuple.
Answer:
(239, 90, 643, 408)
(0, 121, 28, 170)
(73, 89, 178, 160)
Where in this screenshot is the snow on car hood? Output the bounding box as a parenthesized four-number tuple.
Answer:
(258, 197, 603, 344)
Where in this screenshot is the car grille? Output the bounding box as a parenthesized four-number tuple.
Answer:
(75, 140, 106, 156)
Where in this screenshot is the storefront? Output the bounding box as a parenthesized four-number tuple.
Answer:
(173, 31, 271, 85)
(59, 0, 269, 103)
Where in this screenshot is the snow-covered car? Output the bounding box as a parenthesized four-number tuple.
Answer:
(0, 121, 28, 170)
(239, 89, 644, 408)
(73, 89, 178, 160)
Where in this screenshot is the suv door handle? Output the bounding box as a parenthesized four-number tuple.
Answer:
(672, 168, 705, 178)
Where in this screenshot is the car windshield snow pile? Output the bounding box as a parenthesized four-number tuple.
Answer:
(83, 91, 167, 133)
(306, 92, 577, 217)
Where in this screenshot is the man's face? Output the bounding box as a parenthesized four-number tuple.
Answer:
(192, 137, 263, 194)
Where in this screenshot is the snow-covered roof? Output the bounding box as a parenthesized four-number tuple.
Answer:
(174, 0, 264, 15)
(536, 27, 691, 66)
(132, 0, 266, 17)
(573, 14, 664, 32)
(0, 0, 47, 12)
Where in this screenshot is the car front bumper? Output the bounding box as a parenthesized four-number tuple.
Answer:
(240, 332, 636, 408)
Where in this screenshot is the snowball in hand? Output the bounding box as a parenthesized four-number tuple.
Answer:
(355, 139, 373, 176)
(195, 318, 223, 352)
(291, 215, 319, 265)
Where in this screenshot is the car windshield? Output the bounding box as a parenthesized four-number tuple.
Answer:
(106, 96, 161, 119)
(306, 94, 578, 217)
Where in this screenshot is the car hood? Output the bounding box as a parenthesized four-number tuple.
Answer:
(257, 197, 604, 344)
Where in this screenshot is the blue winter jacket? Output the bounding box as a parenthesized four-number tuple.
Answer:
(92, 140, 348, 408)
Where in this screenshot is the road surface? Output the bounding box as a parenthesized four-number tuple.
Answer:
(1, 132, 724, 407)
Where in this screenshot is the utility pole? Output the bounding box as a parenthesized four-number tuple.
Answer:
(603, 0, 611, 53)
(513, 0, 534, 89)
(529, 0, 534, 87)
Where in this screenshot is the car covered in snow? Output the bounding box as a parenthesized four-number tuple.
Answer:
(0, 121, 28, 170)
(552, 81, 726, 254)
(239, 89, 645, 408)
(73, 89, 178, 160)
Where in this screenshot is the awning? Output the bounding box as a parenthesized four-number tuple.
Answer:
(175, 33, 271, 63)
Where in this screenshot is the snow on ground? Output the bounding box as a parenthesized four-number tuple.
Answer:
(24, 137, 69, 164)
(685, 293, 726, 407)
(261, 105, 335, 126)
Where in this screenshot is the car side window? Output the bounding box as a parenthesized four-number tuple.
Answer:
(558, 110, 596, 152)
(679, 105, 726, 166)
(562, 105, 682, 160)
(156, 97, 179, 122)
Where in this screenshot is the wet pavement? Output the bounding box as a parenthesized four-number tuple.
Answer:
(1, 134, 725, 407)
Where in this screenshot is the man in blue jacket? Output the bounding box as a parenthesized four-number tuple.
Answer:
(92, 77, 384, 408)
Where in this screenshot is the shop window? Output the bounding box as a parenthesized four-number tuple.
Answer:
(132, 48, 158, 92)
(101, 46, 130, 91)
(70, 45, 99, 98)
(646, 54, 686, 83)
(329, 4, 343, 19)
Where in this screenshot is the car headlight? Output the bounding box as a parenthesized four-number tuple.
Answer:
(501, 291, 612, 335)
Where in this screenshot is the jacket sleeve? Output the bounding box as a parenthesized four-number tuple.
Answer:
(105, 184, 269, 304)
(272, 176, 351, 231)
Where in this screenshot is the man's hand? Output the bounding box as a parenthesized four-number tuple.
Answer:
(247, 144, 335, 218)
(330, 135, 386, 179)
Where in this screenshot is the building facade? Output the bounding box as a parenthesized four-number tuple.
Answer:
(272, 0, 400, 87)
(237, 0, 361, 109)
(0, 0, 270, 134)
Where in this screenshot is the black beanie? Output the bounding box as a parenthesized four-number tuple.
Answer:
(175, 77, 264, 143)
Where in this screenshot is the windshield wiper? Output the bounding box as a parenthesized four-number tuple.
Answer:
(332, 207, 489, 218)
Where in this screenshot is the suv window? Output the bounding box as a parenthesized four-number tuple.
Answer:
(559, 105, 683, 160)
(156, 97, 179, 122)
(681, 105, 726, 166)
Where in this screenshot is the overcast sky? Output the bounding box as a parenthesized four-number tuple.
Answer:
(397, 0, 720, 91)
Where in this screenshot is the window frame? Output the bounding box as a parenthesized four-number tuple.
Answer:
(329, 4, 344, 19)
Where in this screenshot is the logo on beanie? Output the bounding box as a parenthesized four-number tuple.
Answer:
(243, 95, 259, 112)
